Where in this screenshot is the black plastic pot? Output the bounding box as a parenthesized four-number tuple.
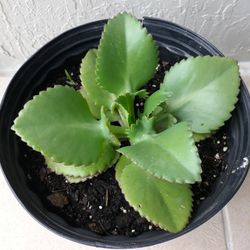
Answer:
(0, 17, 250, 248)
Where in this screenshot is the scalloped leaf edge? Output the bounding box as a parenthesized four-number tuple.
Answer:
(46, 148, 119, 180)
(95, 12, 159, 95)
(119, 122, 202, 184)
(12, 85, 113, 167)
(115, 156, 194, 232)
(12, 86, 78, 165)
(79, 49, 115, 108)
(162, 56, 240, 134)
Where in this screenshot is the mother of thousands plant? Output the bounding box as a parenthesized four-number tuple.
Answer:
(12, 13, 240, 233)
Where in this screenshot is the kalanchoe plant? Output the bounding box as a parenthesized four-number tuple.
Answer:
(12, 13, 240, 233)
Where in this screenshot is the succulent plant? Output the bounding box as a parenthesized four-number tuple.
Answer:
(12, 13, 240, 233)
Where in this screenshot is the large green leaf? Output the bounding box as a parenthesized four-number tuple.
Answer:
(118, 122, 201, 183)
(116, 156, 193, 233)
(80, 49, 115, 114)
(161, 56, 240, 133)
(46, 143, 118, 179)
(96, 13, 158, 95)
(12, 86, 116, 166)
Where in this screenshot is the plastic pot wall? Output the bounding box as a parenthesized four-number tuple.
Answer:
(0, 17, 250, 249)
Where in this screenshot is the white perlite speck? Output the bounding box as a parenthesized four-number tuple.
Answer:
(99, 205, 103, 209)
(233, 157, 249, 173)
(120, 207, 127, 213)
(241, 157, 249, 168)
(215, 153, 220, 159)
(223, 146, 228, 152)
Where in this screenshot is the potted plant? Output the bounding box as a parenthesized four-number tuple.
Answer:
(0, 13, 250, 248)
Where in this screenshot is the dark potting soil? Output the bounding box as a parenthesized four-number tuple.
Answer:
(18, 60, 229, 236)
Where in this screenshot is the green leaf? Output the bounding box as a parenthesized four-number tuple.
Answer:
(136, 89, 149, 99)
(161, 56, 240, 133)
(116, 156, 193, 233)
(112, 93, 135, 126)
(80, 87, 118, 121)
(96, 13, 158, 95)
(100, 107, 121, 147)
(127, 116, 155, 144)
(112, 102, 130, 127)
(112, 90, 149, 126)
(80, 49, 115, 115)
(154, 112, 177, 133)
(116, 156, 131, 180)
(118, 122, 201, 183)
(143, 89, 172, 116)
(193, 132, 213, 142)
(12, 86, 116, 166)
(65, 176, 88, 183)
(79, 87, 100, 119)
(46, 143, 118, 179)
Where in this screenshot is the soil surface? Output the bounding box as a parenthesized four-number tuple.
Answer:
(18, 61, 229, 236)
